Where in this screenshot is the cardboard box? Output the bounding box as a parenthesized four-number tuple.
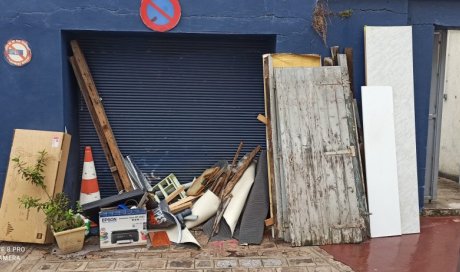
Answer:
(99, 209, 147, 249)
(0, 129, 71, 244)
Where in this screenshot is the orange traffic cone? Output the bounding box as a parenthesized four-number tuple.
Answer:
(80, 146, 101, 205)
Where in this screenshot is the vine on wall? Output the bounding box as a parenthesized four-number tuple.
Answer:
(312, 0, 353, 46)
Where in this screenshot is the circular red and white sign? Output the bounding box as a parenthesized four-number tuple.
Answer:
(140, 0, 181, 32)
(4, 39, 32, 67)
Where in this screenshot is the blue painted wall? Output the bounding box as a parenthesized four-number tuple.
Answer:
(1, 0, 459, 207)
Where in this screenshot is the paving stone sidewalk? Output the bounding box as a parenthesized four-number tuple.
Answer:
(0, 232, 353, 272)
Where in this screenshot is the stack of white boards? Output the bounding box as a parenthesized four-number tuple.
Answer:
(363, 26, 420, 237)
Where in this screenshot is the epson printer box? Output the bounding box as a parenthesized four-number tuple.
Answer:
(99, 208, 147, 249)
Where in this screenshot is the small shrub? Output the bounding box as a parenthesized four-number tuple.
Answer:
(13, 150, 84, 232)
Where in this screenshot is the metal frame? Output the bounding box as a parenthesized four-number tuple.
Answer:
(424, 30, 447, 201)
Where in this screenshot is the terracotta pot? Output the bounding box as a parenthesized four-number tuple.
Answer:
(52, 226, 86, 254)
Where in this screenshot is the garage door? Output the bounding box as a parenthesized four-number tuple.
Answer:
(78, 34, 273, 197)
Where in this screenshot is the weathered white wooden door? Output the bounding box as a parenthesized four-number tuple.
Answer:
(267, 62, 367, 245)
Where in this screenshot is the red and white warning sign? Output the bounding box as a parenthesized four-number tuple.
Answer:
(3, 39, 32, 67)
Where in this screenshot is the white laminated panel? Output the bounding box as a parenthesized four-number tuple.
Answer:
(365, 26, 420, 234)
(362, 86, 402, 238)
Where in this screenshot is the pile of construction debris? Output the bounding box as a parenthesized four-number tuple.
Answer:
(152, 143, 266, 247)
(81, 142, 268, 249)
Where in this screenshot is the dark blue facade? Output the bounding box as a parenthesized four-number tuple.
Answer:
(1, 0, 459, 207)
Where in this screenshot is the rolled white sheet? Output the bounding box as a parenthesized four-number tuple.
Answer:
(166, 225, 201, 248)
(223, 163, 256, 234)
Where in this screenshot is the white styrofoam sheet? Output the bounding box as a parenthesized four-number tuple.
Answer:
(362, 86, 402, 238)
(365, 26, 420, 234)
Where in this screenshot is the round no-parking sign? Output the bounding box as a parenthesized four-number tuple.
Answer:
(140, 0, 181, 32)
(4, 39, 32, 67)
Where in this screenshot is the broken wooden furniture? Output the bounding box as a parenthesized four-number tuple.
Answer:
(151, 173, 187, 203)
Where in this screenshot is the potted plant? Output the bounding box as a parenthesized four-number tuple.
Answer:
(13, 150, 86, 254)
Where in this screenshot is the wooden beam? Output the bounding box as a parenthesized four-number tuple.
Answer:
(169, 202, 193, 214)
(70, 57, 124, 192)
(222, 145, 261, 198)
(344, 48, 355, 96)
(264, 217, 274, 227)
(257, 114, 268, 125)
(263, 55, 278, 238)
(231, 141, 244, 167)
(70, 40, 133, 191)
(323, 57, 333, 66)
(168, 195, 201, 210)
(330, 46, 340, 65)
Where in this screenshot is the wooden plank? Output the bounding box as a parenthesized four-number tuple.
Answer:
(336, 66, 366, 234)
(276, 68, 313, 244)
(338, 56, 368, 230)
(222, 146, 260, 198)
(323, 57, 333, 66)
(262, 55, 277, 238)
(271, 54, 321, 68)
(257, 114, 268, 125)
(271, 66, 367, 245)
(361, 86, 402, 238)
(69, 57, 124, 192)
(323, 70, 352, 241)
(165, 186, 185, 203)
(264, 217, 274, 227)
(168, 195, 201, 210)
(71, 40, 133, 192)
(330, 46, 339, 65)
(344, 48, 354, 96)
(231, 141, 244, 167)
(271, 57, 292, 242)
(365, 26, 419, 234)
(169, 202, 193, 214)
(263, 55, 282, 240)
(272, 67, 306, 243)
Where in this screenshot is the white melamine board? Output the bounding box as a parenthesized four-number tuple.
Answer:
(362, 86, 402, 238)
(365, 26, 420, 234)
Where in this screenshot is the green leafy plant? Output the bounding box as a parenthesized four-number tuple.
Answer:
(13, 150, 84, 233)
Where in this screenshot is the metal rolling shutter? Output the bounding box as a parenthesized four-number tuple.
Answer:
(78, 34, 272, 197)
